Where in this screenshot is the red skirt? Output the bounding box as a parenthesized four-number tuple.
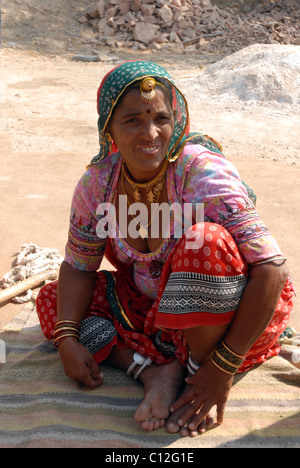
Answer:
(36, 223, 294, 373)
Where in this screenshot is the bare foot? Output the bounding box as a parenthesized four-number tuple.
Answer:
(134, 359, 186, 431)
(166, 383, 215, 437)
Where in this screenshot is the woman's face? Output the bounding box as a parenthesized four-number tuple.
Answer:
(108, 86, 175, 182)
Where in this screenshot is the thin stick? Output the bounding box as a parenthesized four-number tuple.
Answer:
(0, 270, 58, 305)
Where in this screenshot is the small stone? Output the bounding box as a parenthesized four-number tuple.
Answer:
(141, 4, 156, 16)
(71, 55, 99, 62)
(78, 15, 89, 24)
(133, 22, 159, 44)
(157, 5, 173, 23)
(85, 4, 99, 19)
(149, 42, 162, 51)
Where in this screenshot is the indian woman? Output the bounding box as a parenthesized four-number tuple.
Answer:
(36, 60, 294, 437)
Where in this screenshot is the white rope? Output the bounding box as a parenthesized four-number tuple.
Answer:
(1, 243, 63, 303)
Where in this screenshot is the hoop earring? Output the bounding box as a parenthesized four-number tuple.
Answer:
(105, 132, 113, 152)
(105, 132, 113, 142)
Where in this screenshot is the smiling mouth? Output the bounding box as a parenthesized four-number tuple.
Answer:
(142, 146, 158, 152)
(137, 145, 160, 154)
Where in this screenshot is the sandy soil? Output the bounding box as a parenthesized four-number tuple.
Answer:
(0, 1, 299, 331)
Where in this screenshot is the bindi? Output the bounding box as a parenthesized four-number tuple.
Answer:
(146, 109, 151, 114)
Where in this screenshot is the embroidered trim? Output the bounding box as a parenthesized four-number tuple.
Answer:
(158, 271, 247, 315)
(102, 270, 136, 331)
(153, 330, 177, 357)
(79, 316, 117, 355)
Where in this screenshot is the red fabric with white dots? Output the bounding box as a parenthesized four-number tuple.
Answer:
(36, 223, 293, 372)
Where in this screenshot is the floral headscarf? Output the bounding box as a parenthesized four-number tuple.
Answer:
(90, 60, 222, 165)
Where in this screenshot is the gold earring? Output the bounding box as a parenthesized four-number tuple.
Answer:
(105, 132, 113, 142)
(105, 132, 113, 152)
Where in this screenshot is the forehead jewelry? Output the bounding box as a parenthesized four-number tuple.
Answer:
(140, 77, 157, 103)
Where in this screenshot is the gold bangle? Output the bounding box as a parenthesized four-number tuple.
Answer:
(211, 340, 245, 375)
(55, 320, 80, 329)
(214, 349, 239, 369)
(53, 327, 80, 338)
(53, 333, 79, 347)
(211, 356, 236, 375)
(221, 340, 245, 360)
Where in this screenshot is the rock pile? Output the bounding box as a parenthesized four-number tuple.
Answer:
(179, 44, 300, 106)
(78, 0, 300, 54)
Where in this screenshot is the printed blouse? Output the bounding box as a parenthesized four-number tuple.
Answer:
(65, 144, 282, 299)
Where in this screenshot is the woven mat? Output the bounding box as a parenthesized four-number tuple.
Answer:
(0, 302, 299, 448)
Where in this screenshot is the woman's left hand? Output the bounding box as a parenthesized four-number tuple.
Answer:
(170, 359, 234, 431)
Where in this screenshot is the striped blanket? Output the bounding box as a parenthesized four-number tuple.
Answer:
(0, 302, 299, 448)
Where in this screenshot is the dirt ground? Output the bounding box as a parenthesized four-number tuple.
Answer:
(0, 0, 299, 331)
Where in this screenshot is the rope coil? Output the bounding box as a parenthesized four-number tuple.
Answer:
(1, 243, 63, 303)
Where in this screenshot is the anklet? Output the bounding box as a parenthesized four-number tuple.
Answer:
(127, 352, 152, 380)
(187, 354, 201, 375)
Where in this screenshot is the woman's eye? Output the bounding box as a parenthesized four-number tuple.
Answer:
(157, 115, 171, 123)
(125, 118, 139, 123)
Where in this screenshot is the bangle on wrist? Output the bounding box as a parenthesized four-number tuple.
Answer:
(211, 340, 246, 375)
(55, 320, 80, 330)
(53, 326, 80, 337)
(53, 333, 79, 347)
(53, 320, 81, 347)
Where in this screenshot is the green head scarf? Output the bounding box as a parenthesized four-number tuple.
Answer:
(90, 60, 222, 165)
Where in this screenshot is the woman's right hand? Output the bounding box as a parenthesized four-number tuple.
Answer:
(58, 337, 104, 388)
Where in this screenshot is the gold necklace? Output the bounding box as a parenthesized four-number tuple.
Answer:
(121, 169, 166, 239)
(122, 160, 168, 204)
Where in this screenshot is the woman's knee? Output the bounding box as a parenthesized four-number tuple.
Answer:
(173, 222, 248, 277)
(156, 222, 248, 331)
(36, 281, 58, 340)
